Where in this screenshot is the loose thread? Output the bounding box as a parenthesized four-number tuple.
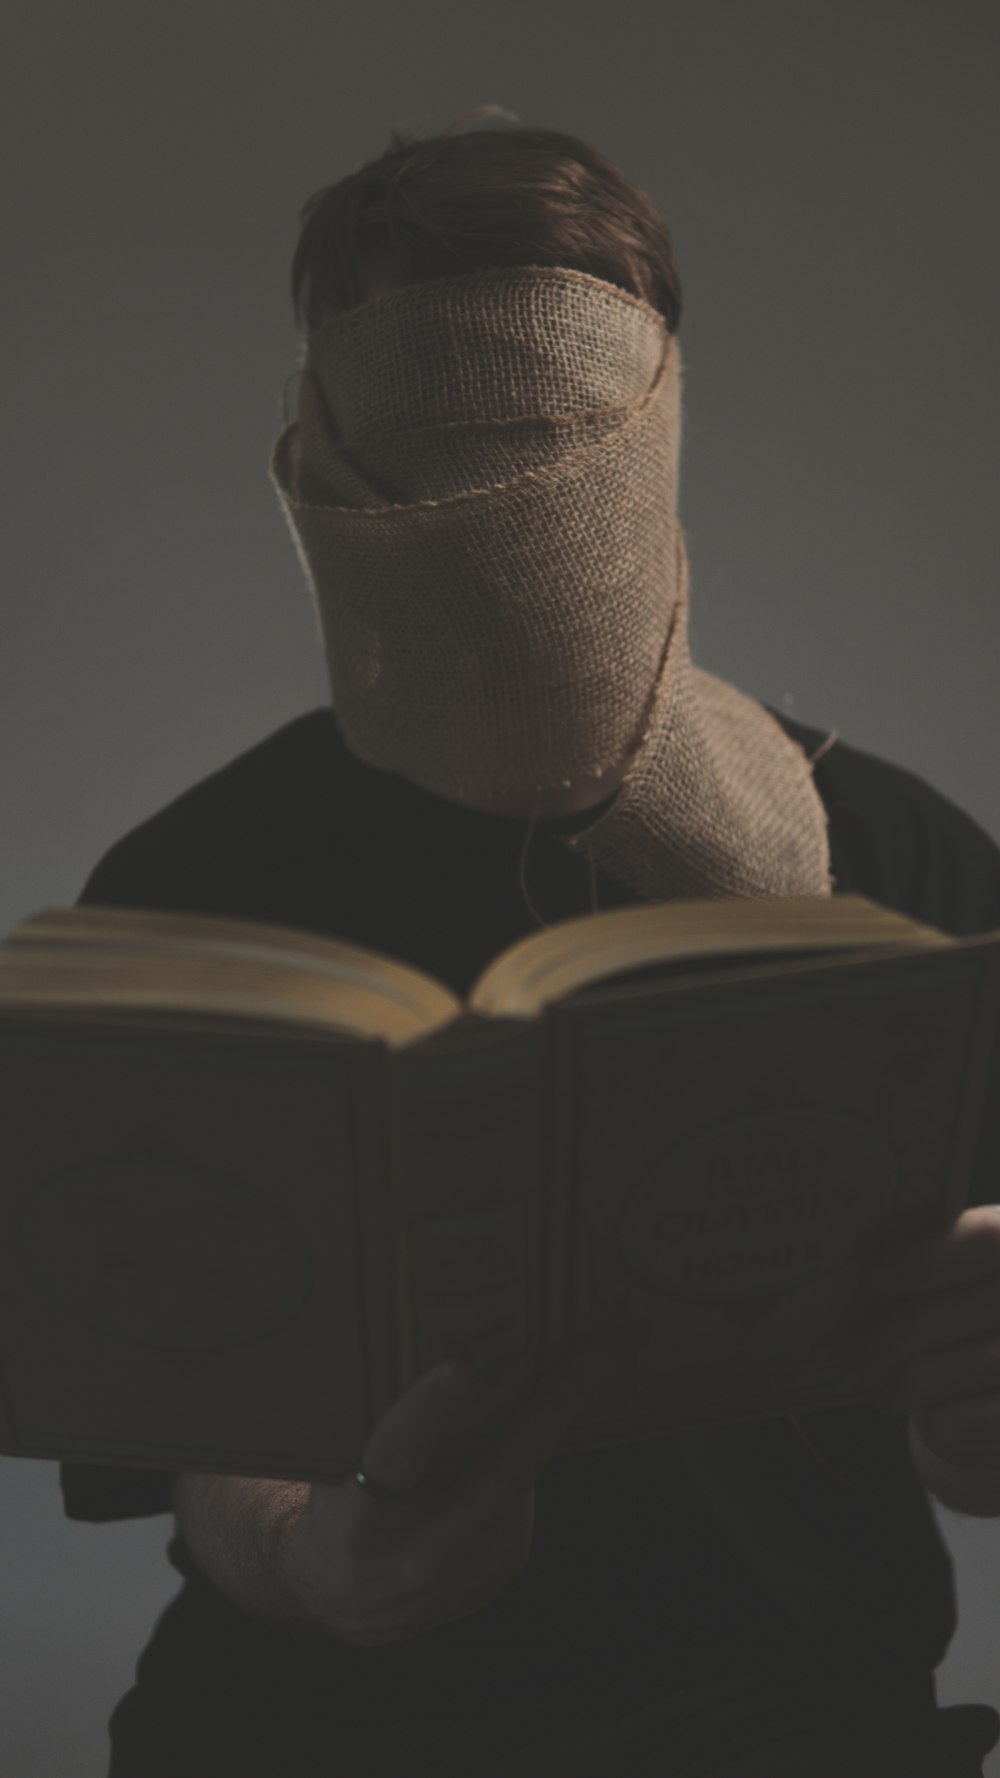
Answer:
(281, 367, 304, 427)
(807, 727, 840, 768)
(517, 806, 550, 929)
(786, 1412, 856, 1488)
(517, 808, 602, 926)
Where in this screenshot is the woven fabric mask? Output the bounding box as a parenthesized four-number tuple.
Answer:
(270, 265, 834, 904)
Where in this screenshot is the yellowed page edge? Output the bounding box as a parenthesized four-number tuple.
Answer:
(7, 905, 461, 1035)
(469, 893, 951, 1018)
(0, 951, 449, 1049)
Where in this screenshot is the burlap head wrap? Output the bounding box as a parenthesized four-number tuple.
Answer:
(270, 265, 835, 904)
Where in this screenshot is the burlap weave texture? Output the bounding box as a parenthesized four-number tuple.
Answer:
(270, 264, 834, 903)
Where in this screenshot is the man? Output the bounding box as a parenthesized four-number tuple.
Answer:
(63, 111, 1000, 1776)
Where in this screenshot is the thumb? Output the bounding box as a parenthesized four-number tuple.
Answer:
(354, 1360, 479, 1501)
(454, 1346, 618, 1516)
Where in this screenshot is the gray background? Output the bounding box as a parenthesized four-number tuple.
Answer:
(2, 1, 998, 1772)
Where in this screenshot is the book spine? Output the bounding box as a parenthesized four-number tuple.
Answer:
(537, 1006, 575, 1367)
(390, 1021, 546, 1480)
(356, 1042, 408, 1433)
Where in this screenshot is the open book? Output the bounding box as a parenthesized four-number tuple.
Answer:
(0, 892, 997, 1489)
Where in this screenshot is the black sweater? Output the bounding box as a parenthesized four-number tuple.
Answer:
(59, 707, 1000, 1776)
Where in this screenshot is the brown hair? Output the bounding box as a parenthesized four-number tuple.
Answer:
(290, 105, 682, 334)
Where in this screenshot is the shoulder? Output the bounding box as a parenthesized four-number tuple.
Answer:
(76, 708, 359, 918)
(768, 708, 1000, 938)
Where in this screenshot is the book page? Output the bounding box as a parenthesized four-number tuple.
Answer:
(5, 905, 462, 1042)
(0, 928, 458, 1049)
(468, 893, 950, 1019)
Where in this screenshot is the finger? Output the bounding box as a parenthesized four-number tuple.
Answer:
(352, 1362, 479, 1505)
(915, 1393, 1000, 1466)
(912, 1334, 1000, 1408)
(848, 1279, 1000, 1390)
(868, 1208, 1000, 1298)
(450, 1347, 616, 1520)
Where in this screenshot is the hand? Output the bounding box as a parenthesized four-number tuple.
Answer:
(842, 1206, 1000, 1470)
(280, 1346, 616, 1648)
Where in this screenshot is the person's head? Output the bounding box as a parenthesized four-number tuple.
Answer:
(289, 105, 682, 341)
(275, 114, 683, 821)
